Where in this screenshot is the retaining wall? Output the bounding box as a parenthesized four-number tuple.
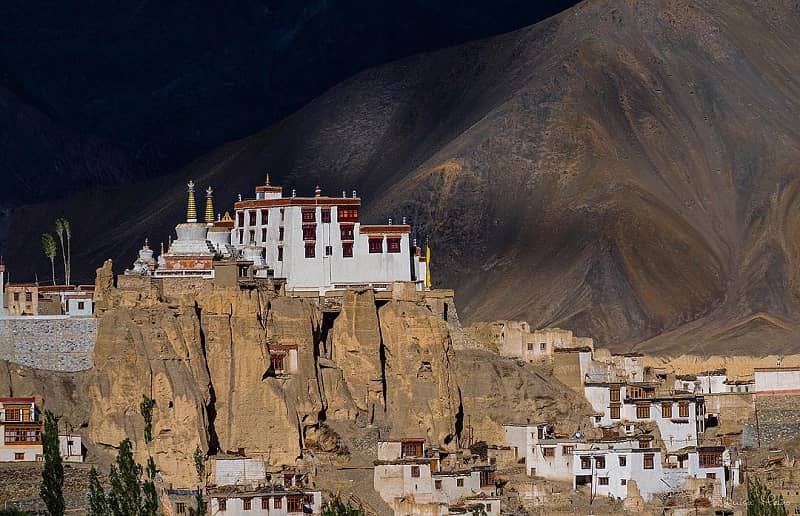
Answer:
(0, 316, 96, 371)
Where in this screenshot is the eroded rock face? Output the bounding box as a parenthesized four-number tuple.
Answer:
(69, 281, 591, 485)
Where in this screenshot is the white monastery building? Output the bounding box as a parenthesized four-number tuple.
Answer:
(127, 178, 430, 295)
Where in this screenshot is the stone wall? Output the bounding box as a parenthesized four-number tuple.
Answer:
(742, 394, 800, 447)
(0, 317, 96, 371)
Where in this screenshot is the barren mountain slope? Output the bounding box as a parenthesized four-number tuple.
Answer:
(7, 0, 800, 352)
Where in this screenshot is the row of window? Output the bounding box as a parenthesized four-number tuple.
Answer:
(239, 227, 402, 254)
(607, 402, 691, 420)
(579, 453, 653, 470)
(237, 207, 358, 227)
(215, 494, 312, 512)
(4, 428, 41, 444)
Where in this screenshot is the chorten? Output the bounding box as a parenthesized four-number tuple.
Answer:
(124, 239, 157, 275)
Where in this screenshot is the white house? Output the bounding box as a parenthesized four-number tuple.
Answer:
(503, 423, 554, 476)
(58, 434, 83, 463)
(0, 397, 41, 462)
(208, 489, 322, 515)
(754, 367, 800, 394)
(212, 456, 267, 487)
(231, 181, 427, 294)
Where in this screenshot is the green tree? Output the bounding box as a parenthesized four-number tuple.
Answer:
(142, 456, 159, 516)
(41, 234, 58, 285)
(322, 494, 366, 516)
(106, 439, 143, 516)
(748, 476, 787, 516)
(39, 410, 64, 516)
(87, 467, 108, 516)
(0, 508, 31, 515)
(139, 395, 155, 444)
(54, 218, 71, 285)
(193, 445, 207, 516)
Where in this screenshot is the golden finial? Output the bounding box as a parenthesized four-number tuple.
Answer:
(205, 186, 215, 223)
(186, 180, 198, 223)
(265, 173, 271, 186)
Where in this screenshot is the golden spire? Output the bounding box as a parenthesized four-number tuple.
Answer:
(205, 186, 215, 223)
(265, 173, 271, 186)
(186, 180, 197, 222)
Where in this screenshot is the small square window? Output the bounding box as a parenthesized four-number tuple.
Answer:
(248, 211, 256, 226)
(619, 455, 627, 466)
(321, 209, 331, 223)
(302, 209, 316, 222)
(77, 302, 85, 310)
(387, 237, 401, 253)
(598, 477, 609, 485)
(434, 479, 442, 489)
(243, 498, 252, 511)
(262, 498, 269, 510)
(581, 457, 591, 470)
(411, 466, 420, 478)
(340, 225, 354, 240)
(218, 498, 227, 511)
(176, 502, 185, 514)
(305, 243, 316, 258)
(486, 504, 492, 512)
(621, 479, 627, 485)
(542, 447, 555, 458)
(643, 453, 654, 469)
(342, 243, 353, 257)
(369, 238, 383, 253)
(14, 453, 24, 461)
(527, 343, 533, 351)
(457, 478, 464, 487)
(325, 245, 333, 256)
(595, 456, 605, 469)
(274, 497, 282, 509)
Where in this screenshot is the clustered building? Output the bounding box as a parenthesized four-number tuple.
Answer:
(126, 178, 430, 295)
(0, 397, 83, 463)
(0, 260, 95, 318)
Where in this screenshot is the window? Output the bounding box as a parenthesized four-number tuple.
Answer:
(274, 497, 282, 509)
(243, 498, 252, 511)
(537, 427, 544, 439)
(581, 457, 591, 470)
(699, 451, 722, 468)
(457, 478, 464, 487)
(369, 238, 383, 253)
(13, 293, 19, 301)
(338, 207, 359, 222)
(277, 247, 283, 261)
(78, 301, 85, 310)
(643, 453, 654, 469)
(636, 404, 650, 419)
(706, 473, 716, 479)
(321, 209, 331, 223)
(236, 211, 244, 226)
(14, 453, 23, 460)
(619, 455, 627, 467)
(217, 498, 227, 511)
(610, 404, 621, 419)
(595, 456, 605, 469)
(238, 230, 244, 244)
(280, 208, 285, 222)
(261, 209, 269, 224)
(5, 427, 41, 444)
(340, 225, 354, 240)
(176, 502, 186, 514)
(270, 353, 285, 372)
(305, 243, 315, 258)
(562, 445, 574, 455)
(248, 211, 256, 226)
(342, 243, 353, 257)
(679, 402, 690, 418)
(387, 238, 401, 253)
(262, 498, 269, 510)
(287, 495, 302, 513)
(435, 479, 442, 489)
(303, 225, 316, 240)
(261, 228, 267, 242)
(542, 447, 555, 458)
(662, 403, 673, 418)
(25, 292, 32, 302)
(486, 503, 492, 512)
(639, 439, 650, 449)
(610, 387, 620, 402)
(411, 466, 420, 478)
(402, 441, 422, 457)
(302, 209, 316, 222)
(527, 343, 533, 351)
(279, 227, 284, 241)
(249, 230, 255, 244)
(540, 342, 546, 351)
(325, 245, 333, 256)
(480, 470, 494, 487)
(621, 479, 627, 485)
(598, 477, 609, 485)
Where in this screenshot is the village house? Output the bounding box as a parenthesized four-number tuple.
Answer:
(0, 397, 41, 461)
(373, 438, 499, 515)
(1, 282, 94, 317)
(479, 322, 594, 363)
(208, 487, 322, 515)
(58, 434, 84, 463)
(754, 367, 800, 394)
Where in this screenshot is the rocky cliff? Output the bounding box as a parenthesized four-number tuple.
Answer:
(1, 263, 589, 487)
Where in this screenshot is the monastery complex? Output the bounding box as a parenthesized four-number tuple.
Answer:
(126, 177, 429, 296)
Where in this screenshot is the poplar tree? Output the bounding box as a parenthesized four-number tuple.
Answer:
(41, 234, 57, 285)
(54, 219, 71, 285)
(87, 467, 108, 516)
(39, 410, 64, 516)
(106, 439, 143, 516)
(748, 477, 787, 516)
